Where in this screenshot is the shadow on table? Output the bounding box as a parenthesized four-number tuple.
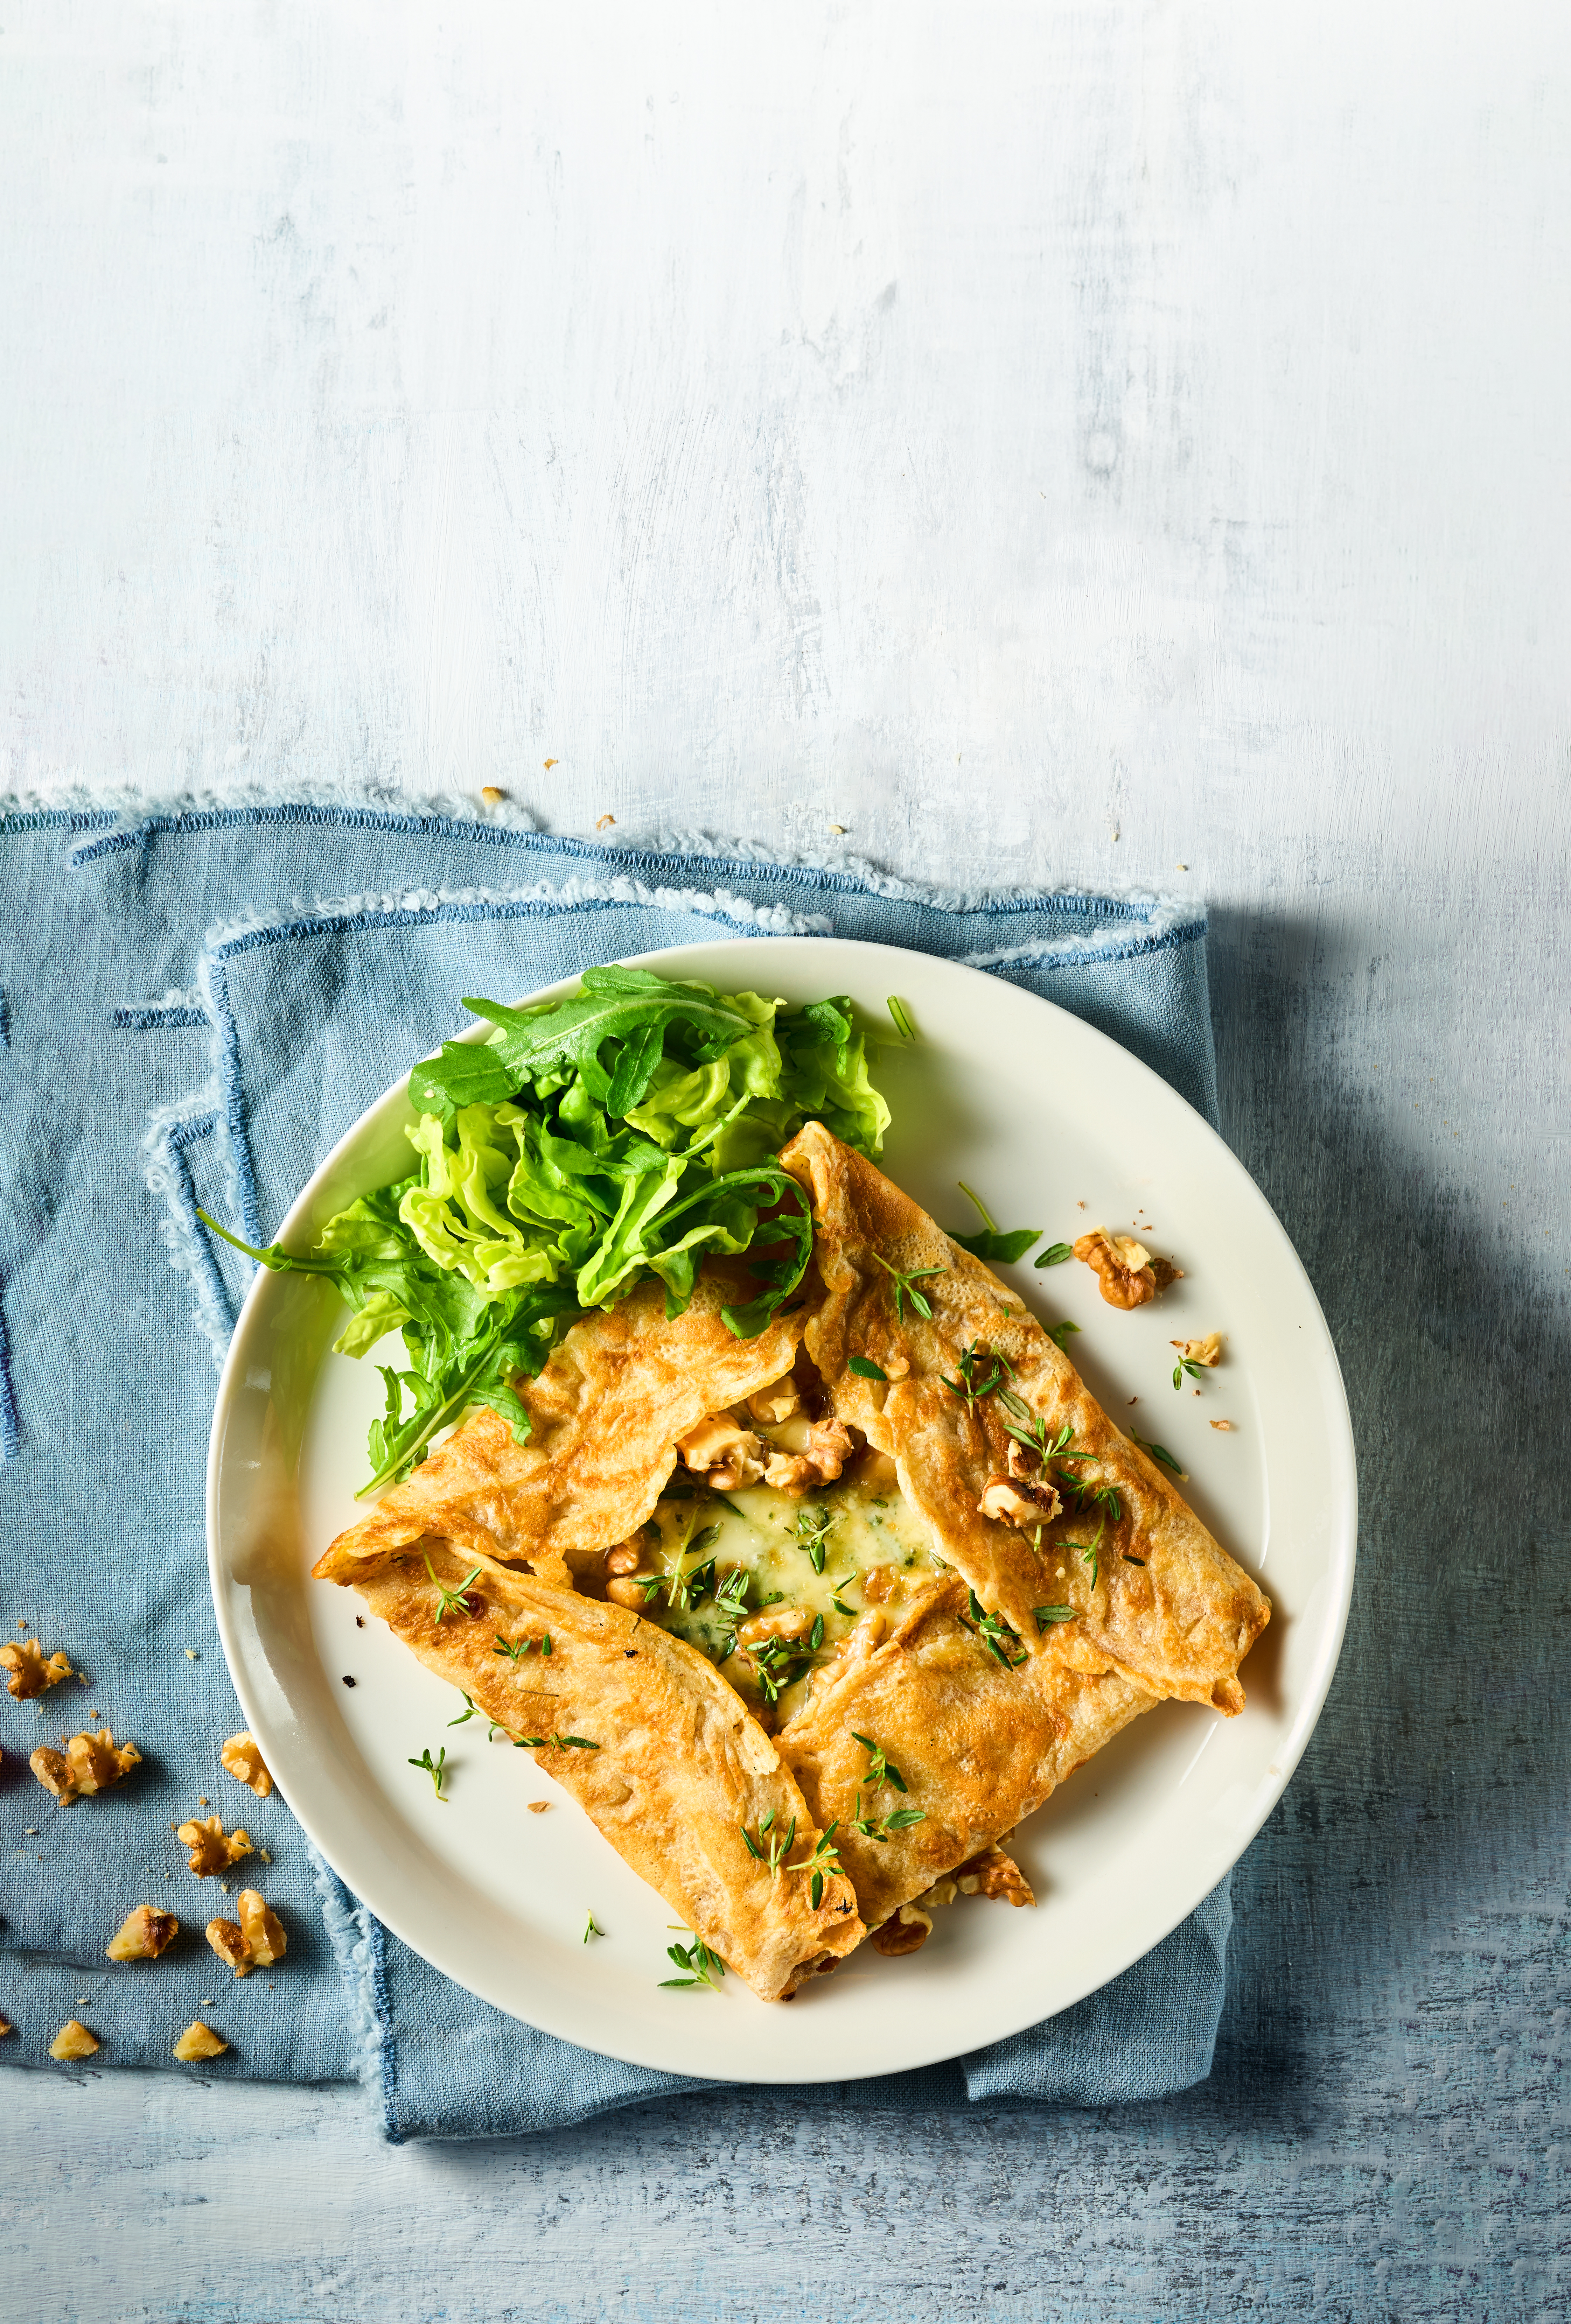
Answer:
(1197, 901, 1571, 2121)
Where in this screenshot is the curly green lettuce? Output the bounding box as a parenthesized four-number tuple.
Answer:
(201, 966, 890, 1497)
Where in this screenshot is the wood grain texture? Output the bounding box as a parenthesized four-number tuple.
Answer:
(2, 2, 1566, 2317)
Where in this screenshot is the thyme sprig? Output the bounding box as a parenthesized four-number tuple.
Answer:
(1130, 1428, 1188, 1479)
(1060, 1472, 1123, 1524)
(872, 1251, 948, 1323)
(963, 1586, 1029, 1670)
(1172, 1355, 1209, 1391)
(740, 1811, 843, 1901)
(747, 1615, 824, 1704)
(583, 1912, 604, 1944)
(447, 1690, 505, 1739)
(795, 1506, 833, 1574)
(661, 1931, 727, 1991)
(493, 1630, 552, 1664)
(941, 1337, 1010, 1410)
(513, 1732, 600, 1751)
(1058, 1512, 1106, 1589)
(408, 1745, 448, 1800)
(848, 1731, 928, 1842)
(424, 1552, 483, 1625)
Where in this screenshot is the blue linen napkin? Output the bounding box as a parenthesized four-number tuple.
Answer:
(0, 803, 1229, 2138)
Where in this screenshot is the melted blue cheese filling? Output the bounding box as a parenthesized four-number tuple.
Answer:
(630, 1458, 941, 1727)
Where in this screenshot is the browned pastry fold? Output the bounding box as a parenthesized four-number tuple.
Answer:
(777, 1122, 1270, 1713)
(321, 1537, 863, 2001)
(314, 1268, 803, 1591)
(779, 1576, 1155, 1932)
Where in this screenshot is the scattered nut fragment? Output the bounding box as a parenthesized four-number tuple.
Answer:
(736, 1606, 815, 1650)
(49, 2019, 99, 2060)
(106, 1905, 179, 1961)
(526, 1800, 551, 1814)
(1, 1639, 74, 1699)
(1074, 1226, 1172, 1308)
(747, 1381, 802, 1427)
(870, 1907, 931, 1956)
(220, 1731, 274, 1798)
(0, 2016, 13, 2038)
(173, 2021, 228, 2062)
(177, 1814, 254, 1877)
(206, 1893, 285, 1978)
(678, 1413, 768, 1490)
(605, 1577, 654, 1610)
(480, 785, 506, 805)
(1210, 1418, 1235, 1432)
(594, 812, 615, 829)
(954, 1846, 1035, 1906)
(1171, 1332, 1223, 1367)
(602, 1539, 645, 1578)
(763, 1417, 854, 1495)
(978, 1475, 1061, 1530)
(30, 1730, 142, 1802)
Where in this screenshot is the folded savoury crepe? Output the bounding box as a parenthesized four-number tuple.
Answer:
(319, 1534, 862, 2001)
(777, 1122, 1270, 1713)
(314, 1125, 1269, 1993)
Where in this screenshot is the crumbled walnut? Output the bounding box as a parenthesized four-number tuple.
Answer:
(736, 1606, 815, 1650)
(677, 1414, 755, 1472)
(1, 1639, 74, 1699)
(205, 1918, 251, 1975)
(177, 1814, 254, 1876)
(173, 2021, 228, 2062)
(870, 1906, 932, 1957)
(49, 2019, 99, 2060)
(0, 2016, 12, 2038)
(603, 1539, 644, 1577)
(1074, 1227, 1175, 1309)
(220, 1732, 274, 1797)
(526, 1799, 551, 1813)
(605, 1577, 654, 1610)
(1172, 1332, 1223, 1366)
(1210, 1418, 1234, 1432)
(763, 1418, 854, 1495)
(954, 1846, 1036, 1907)
(106, 1905, 179, 1961)
(978, 1475, 1062, 1529)
(747, 1381, 802, 1426)
(238, 1890, 286, 1968)
(30, 1730, 141, 1803)
(860, 1564, 902, 1605)
(835, 1607, 888, 1663)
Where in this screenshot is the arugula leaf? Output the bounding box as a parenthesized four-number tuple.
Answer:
(951, 1181, 1041, 1264)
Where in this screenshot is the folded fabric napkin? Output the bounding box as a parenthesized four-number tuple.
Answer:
(0, 803, 1229, 2139)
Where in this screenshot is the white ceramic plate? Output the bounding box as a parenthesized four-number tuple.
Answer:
(207, 938, 1356, 2081)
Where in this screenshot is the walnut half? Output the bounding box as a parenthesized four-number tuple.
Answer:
(1074, 1227, 1176, 1309)
(30, 1730, 142, 1803)
(763, 1417, 854, 1496)
(1, 1640, 74, 1699)
(106, 1905, 180, 1961)
(220, 1731, 274, 1798)
(675, 1414, 766, 1490)
(978, 1475, 1061, 1530)
(177, 1813, 254, 1876)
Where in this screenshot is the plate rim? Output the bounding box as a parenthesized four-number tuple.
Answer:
(205, 934, 1357, 2079)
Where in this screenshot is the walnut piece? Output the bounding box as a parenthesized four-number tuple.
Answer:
(1, 1639, 74, 1699)
(870, 1906, 932, 1957)
(1171, 1331, 1223, 1367)
(602, 1541, 644, 1577)
(49, 2019, 99, 2060)
(1210, 1418, 1235, 1432)
(206, 1890, 286, 1977)
(736, 1606, 815, 1650)
(1074, 1227, 1172, 1309)
(746, 1381, 802, 1426)
(675, 1414, 766, 1488)
(220, 1731, 274, 1798)
(106, 1904, 180, 1961)
(0, 2015, 13, 2038)
(177, 1813, 254, 1876)
(30, 1730, 141, 1803)
(954, 1846, 1036, 1907)
(978, 1475, 1062, 1529)
(526, 1799, 551, 1814)
(763, 1417, 855, 1496)
(173, 2021, 228, 2062)
(604, 1577, 652, 1610)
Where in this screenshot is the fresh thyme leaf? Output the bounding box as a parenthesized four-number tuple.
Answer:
(1034, 1604, 1079, 1628)
(514, 1732, 599, 1751)
(408, 1745, 447, 1800)
(871, 1251, 948, 1323)
(849, 1355, 888, 1381)
(831, 1595, 857, 1619)
(740, 1811, 803, 1877)
(885, 1808, 927, 1832)
(886, 996, 916, 1041)
(447, 1692, 478, 1725)
(1172, 1356, 1208, 1390)
(660, 1931, 726, 1991)
(1122, 1554, 1147, 1566)
(1130, 1428, 1188, 1479)
(940, 1338, 1007, 1409)
(583, 1912, 604, 1944)
(962, 1587, 1029, 1669)
(795, 1506, 832, 1573)
(809, 1611, 824, 1651)
(557, 1735, 599, 1750)
(810, 1872, 825, 1910)
(424, 1552, 483, 1625)
(1035, 1241, 1075, 1268)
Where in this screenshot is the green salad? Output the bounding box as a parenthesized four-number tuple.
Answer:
(205, 965, 891, 1497)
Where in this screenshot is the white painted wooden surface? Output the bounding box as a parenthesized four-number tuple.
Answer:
(3, 4, 1567, 2317)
